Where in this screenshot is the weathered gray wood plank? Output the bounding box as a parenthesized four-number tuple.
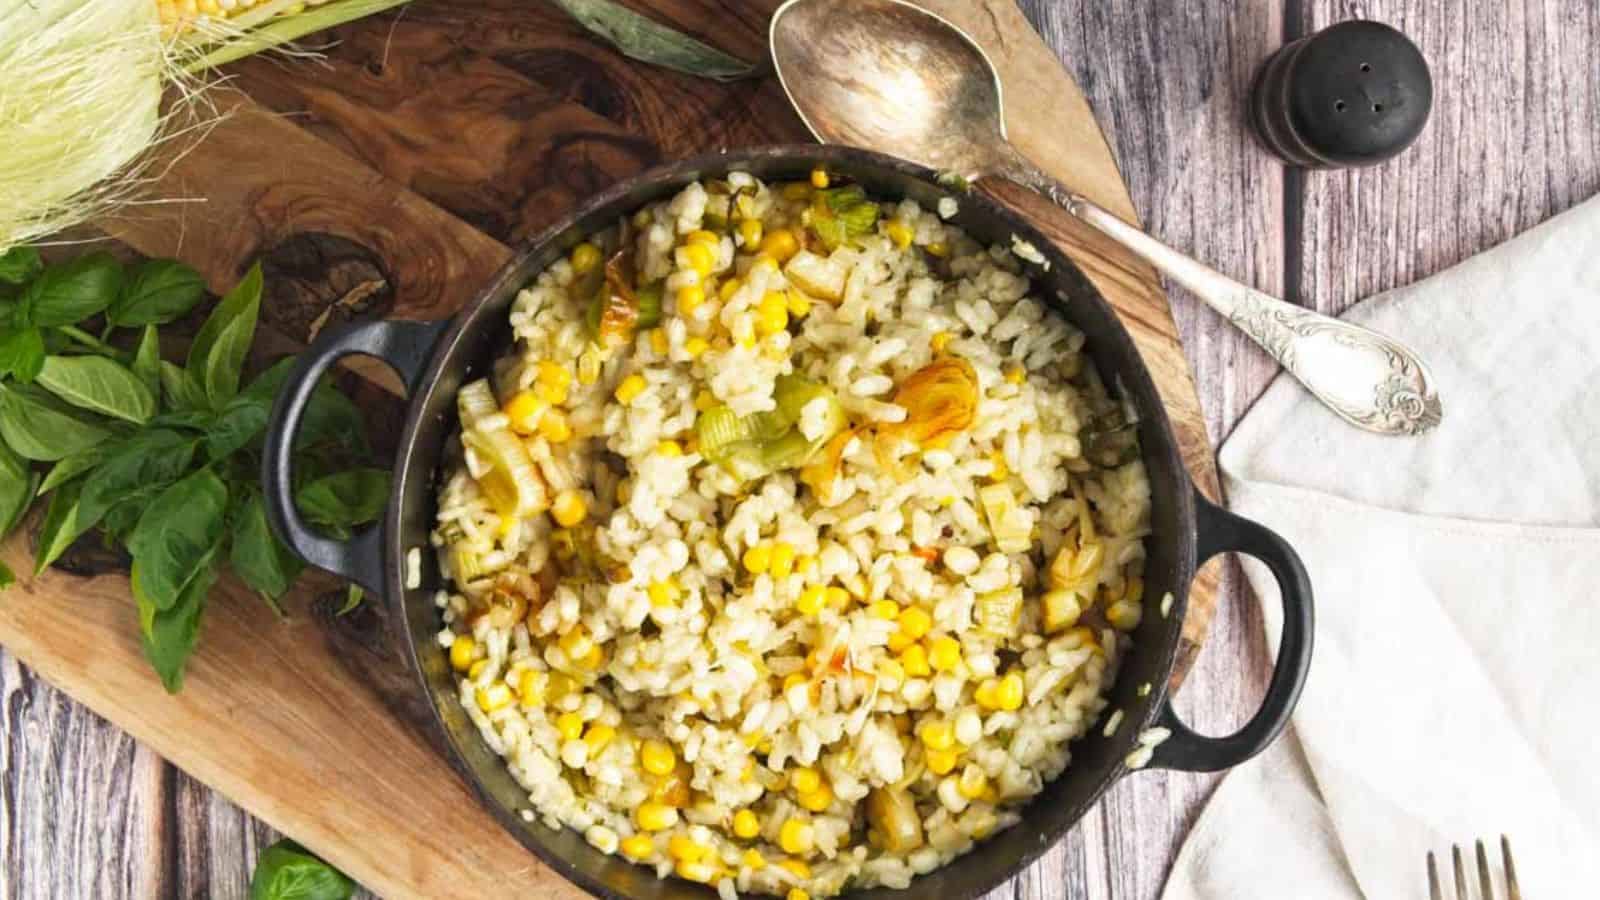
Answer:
(5, 1, 1600, 898)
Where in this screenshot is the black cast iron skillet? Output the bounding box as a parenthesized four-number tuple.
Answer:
(262, 145, 1312, 900)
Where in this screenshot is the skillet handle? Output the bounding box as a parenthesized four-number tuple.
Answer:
(261, 318, 448, 597)
(1147, 488, 1314, 772)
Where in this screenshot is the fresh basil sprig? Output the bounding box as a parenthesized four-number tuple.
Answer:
(0, 246, 389, 692)
(249, 839, 355, 900)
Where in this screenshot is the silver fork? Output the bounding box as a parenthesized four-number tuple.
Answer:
(1427, 835, 1521, 900)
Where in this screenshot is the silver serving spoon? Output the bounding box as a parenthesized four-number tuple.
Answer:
(770, 0, 1441, 435)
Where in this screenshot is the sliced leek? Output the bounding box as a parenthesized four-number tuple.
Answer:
(458, 379, 499, 428)
(463, 427, 546, 519)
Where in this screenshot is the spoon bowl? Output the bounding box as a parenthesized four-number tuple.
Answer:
(771, 0, 1441, 435)
(770, 0, 1007, 178)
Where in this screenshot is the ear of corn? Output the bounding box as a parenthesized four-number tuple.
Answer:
(165, 0, 415, 73)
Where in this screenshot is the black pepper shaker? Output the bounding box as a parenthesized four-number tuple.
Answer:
(1249, 20, 1432, 168)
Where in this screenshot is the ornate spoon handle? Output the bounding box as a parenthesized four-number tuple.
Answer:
(989, 153, 1442, 435)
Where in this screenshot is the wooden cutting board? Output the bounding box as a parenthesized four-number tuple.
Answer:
(0, 2, 1219, 896)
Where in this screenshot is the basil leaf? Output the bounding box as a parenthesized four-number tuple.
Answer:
(249, 840, 355, 900)
(16, 252, 123, 327)
(109, 259, 207, 327)
(128, 469, 227, 611)
(32, 479, 85, 575)
(147, 410, 215, 432)
(206, 357, 296, 461)
(131, 325, 162, 400)
(36, 355, 157, 424)
(0, 327, 45, 383)
(161, 361, 209, 413)
(294, 468, 390, 533)
(39, 444, 106, 493)
(0, 246, 42, 285)
(336, 584, 363, 617)
(0, 382, 116, 461)
(550, 0, 759, 82)
(299, 379, 368, 457)
(136, 556, 214, 693)
(230, 490, 303, 600)
(186, 262, 261, 408)
(78, 430, 199, 540)
(0, 435, 35, 538)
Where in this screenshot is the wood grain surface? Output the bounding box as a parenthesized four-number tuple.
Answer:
(3, 1, 1598, 899)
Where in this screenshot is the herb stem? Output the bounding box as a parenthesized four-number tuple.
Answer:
(57, 325, 117, 355)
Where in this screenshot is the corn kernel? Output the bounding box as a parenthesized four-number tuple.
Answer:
(790, 767, 822, 794)
(786, 290, 812, 319)
(996, 672, 1025, 711)
(1107, 597, 1143, 631)
(570, 242, 602, 273)
(897, 606, 933, 641)
(796, 585, 826, 616)
(636, 801, 679, 831)
(869, 600, 900, 620)
(674, 859, 719, 883)
(538, 409, 572, 443)
(886, 630, 914, 654)
(766, 542, 796, 579)
(824, 586, 850, 610)
(737, 218, 764, 247)
(782, 182, 812, 200)
(639, 738, 678, 777)
(680, 242, 717, 277)
(648, 328, 670, 355)
(467, 659, 488, 681)
(788, 889, 811, 900)
(810, 167, 830, 189)
(778, 819, 814, 855)
(760, 228, 800, 263)
(751, 254, 780, 273)
(726, 808, 760, 840)
(535, 360, 571, 388)
(958, 764, 988, 800)
(780, 858, 812, 879)
(615, 374, 648, 405)
(656, 440, 683, 457)
(797, 783, 833, 812)
(550, 489, 587, 528)
(742, 542, 772, 575)
(928, 636, 962, 672)
(503, 391, 545, 434)
(1004, 365, 1026, 385)
(449, 636, 475, 672)
(556, 711, 585, 742)
(676, 283, 706, 315)
(925, 241, 949, 258)
(694, 389, 718, 412)
(877, 659, 905, 687)
(647, 579, 680, 608)
(900, 644, 931, 678)
(757, 291, 790, 336)
(974, 677, 1002, 711)
(719, 277, 744, 302)
(782, 671, 808, 694)
(578, 643, 605, 670)
(476, 683, 513, 713)
(686, 229, 720, 248)
(535, 378, 569, 405)
(926, 746, 961, 775)
(620, 834, 656, 861)
(742, 849, 767, 870)
(930, 330, 953, 353)
(919, 720, 955, 751)
(885, 220, 915, 249)
(583, 723, 616, 754)
(795, 554, 817, 576)
(517, 670, 546, 707)
(558, 624, 592, 660)
(684, 336, 710, 358)
(668, 834, 708, 862)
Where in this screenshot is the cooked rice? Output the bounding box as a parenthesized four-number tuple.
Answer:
(431, 172, 1151, 897)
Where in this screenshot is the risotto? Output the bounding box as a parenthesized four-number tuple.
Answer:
(431, 169, 1151, 899)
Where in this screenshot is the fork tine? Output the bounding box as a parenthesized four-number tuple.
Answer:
(1502, 835, 1521, 900)
(1453, 845, 1469, 899)
(1476, 840, 1493, 900)
(1428, 851, 1444, 900)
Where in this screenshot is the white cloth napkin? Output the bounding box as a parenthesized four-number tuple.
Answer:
(1162, 196, 1600, 899)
